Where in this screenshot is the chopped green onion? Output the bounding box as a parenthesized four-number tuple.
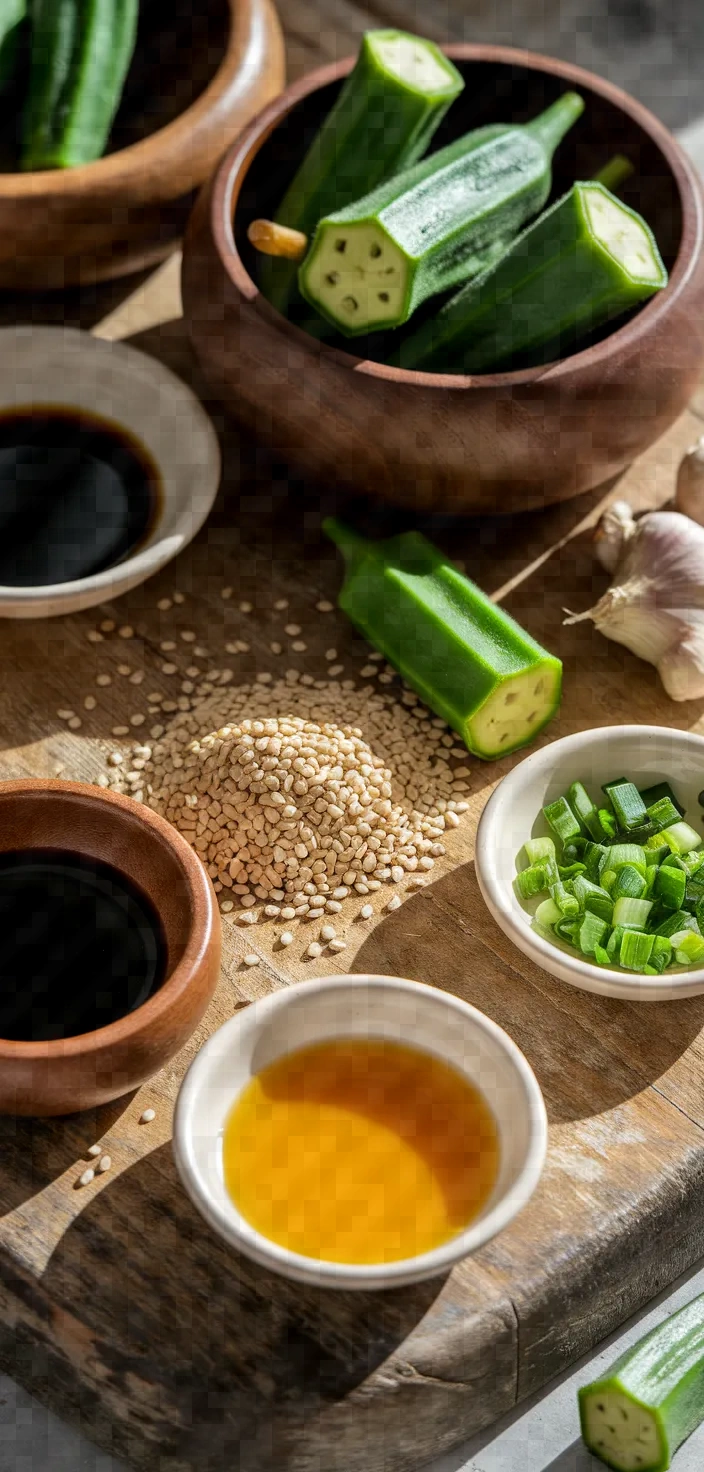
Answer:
(600, 868, 617, 894)
(549, 880, 580, 917)
(640, 781, 684, 815)
(568, 781, 610, 841)
(612, 864, 646, 901)
(562, 838, 587, 863)
(654, 865, 687, 911)
(644, 840, 673, 865)
(543, 796, 582, 844)
(605, 844, 647, 875)
(516, 861, 557, 899)
(555, 917, 580, 943)
(558, 862, 587, 881)
(593, 943, 612, 967)
(535, 897, 561, 928)
(661, 821, 703, 855)
(602, 776, 628, 797)
(650, 935, 673, 973)
(645, 796, 682, 832)
(608, 782, 648, 833)
(696, 898, 704, 933)
(523, 836, 556, 865)
(597, 807, 618, 840)
(673, 931, 704, 965)
(655, 909, 699, 938)
(578, 912, 609, 955)
(583, 841, 608, 883)
(606, 925, 624, 957)
(612, 896, 652, 929)
(619, 929, 654, 970)
(643, 865, 659, 898)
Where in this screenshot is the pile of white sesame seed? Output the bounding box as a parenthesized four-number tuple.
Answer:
(143, 713, 453, 914)
(110, 675, 469, 920)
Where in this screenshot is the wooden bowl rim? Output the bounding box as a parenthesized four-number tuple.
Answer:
(0, 780, 219, 1061)
(211, 42, 704, 389)
(0, 0, 245, 196)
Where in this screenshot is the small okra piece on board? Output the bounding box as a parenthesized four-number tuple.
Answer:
(324, 518, 562, 759)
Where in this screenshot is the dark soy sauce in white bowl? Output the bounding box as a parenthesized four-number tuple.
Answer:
(0, 408, 161, 587)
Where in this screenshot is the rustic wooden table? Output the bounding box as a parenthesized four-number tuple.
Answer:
(3, 13, 704, 1471)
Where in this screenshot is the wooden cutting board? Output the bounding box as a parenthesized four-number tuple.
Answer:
(0, 248, 703, 1472)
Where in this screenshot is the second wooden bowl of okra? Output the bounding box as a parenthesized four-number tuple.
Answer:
(0, 0, 285, 290)
(182, 43, 704, 516)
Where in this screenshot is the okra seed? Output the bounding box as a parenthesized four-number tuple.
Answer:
(334, 239, 346, 253)
(378, 292, 390, 303)
(369, 243, 382, 258)
(325, 272, 340, 285)
(342, 296, 358, 312)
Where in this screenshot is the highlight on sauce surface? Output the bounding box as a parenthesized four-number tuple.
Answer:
(222, 1037, 500, 1264)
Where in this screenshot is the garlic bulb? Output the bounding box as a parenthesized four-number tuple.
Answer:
(675, 436, 704, 526)
(565, 504, 704, 701)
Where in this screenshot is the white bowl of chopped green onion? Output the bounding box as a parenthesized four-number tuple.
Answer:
(475, 726, 704, 1000)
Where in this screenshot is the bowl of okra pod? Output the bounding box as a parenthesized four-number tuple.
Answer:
(0, 0, 284, 289)
(475, 726, 704, 1002)
(182, 34, 704, 516)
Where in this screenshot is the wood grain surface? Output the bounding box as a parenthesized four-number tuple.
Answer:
(3, 13, 704, 1469)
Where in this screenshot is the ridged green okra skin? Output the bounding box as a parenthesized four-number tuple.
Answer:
(22, 0, 139, 170)
(0, 0, 25, 91)
(324, 518, 562, 759)
(399, 182, 668, 373)
(260, 30, 464, 315)
(579, 1292, 704, 1470)
(299, 91, 584, 336)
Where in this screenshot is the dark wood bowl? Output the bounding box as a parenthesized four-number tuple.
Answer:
(0, 0, 285, 290)
(182, 44, 704, 515)
(0, 781, 221, 1116)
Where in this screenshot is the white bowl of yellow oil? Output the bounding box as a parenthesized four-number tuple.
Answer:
(172, 974, 547, 1290)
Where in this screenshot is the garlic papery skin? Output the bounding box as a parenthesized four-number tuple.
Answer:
(675, 436, 704, 527)
(565, 507, 704, 701)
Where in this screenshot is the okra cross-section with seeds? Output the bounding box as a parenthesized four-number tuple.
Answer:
(260, 28, 464, 314)
(324, 518, 562, 759)
(299, 92, 584, 335)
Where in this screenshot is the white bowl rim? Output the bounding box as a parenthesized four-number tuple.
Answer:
(172, 973, 548, 1288)
(0, 326, 221, 606)
(476, 724, 704, 1000)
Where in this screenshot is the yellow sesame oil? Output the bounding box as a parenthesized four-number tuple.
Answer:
(222, 1038, 500, 1265)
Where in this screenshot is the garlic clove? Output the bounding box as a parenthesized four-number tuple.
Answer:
(675, 436, 704, 527)
(593, 500, 637, 573)
(658, 628, 704, 702)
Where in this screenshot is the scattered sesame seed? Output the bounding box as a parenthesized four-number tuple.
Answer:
(244, 954, 259, 967)
(157, 598, 172, 611)
(321, 924, 336, 942)
(360, 904, 373, 919)
(87, 629, 103, 643)
(87, 1144, 102, 1157)
(236, 910, 257, 924)
(328, 938, 347, 952)
(97, 1155, 112, 1174)
(194, 647, 208, 658)
(239, 601, 253, 613)
(130, 714, 145, 727)
(306, 941, 322, 958)
(140, 1109, 155, 1123)
(328, 665, 343, 677)
(68, 717, 82, 730)
(96, 673, 112, 687)
(84, 696, 97, 711)
(161, 640, 176, 652)
(325, 649, 337, 660)
(180, 631, 196, 643)
(100, 619, 115, 633)
(118, 626, 134, 639)
(172, 591, 185, 604)
(386, 894, 402, 912)
(274, 599, 288, 610)
(78, 1168, 95, 1187)
(279, 930, 293, 946)
(130, 671, 145, 685)
(292, 641, 307, 653)
(108, 752, 123, 765)
(284, 624, 301, 636)
(270, 643, 282, 655)
(220, 899, 234, 912)
(361, 665, 377, 678)
(57, 708, 74, 720)
(316, 601, 333, 612)
(162, 663, 177, 675)
(221, 587, 233, 600)
(445, 809, 460, 827)
(150, 724, 165, 739)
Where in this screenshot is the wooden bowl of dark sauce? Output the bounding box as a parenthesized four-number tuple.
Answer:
(0, 781, 221, 1117)
(182, 44, 704, 515)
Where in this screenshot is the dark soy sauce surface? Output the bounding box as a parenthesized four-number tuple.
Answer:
(0, 849, 168, 1042)
(0, 408, 160, 587)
